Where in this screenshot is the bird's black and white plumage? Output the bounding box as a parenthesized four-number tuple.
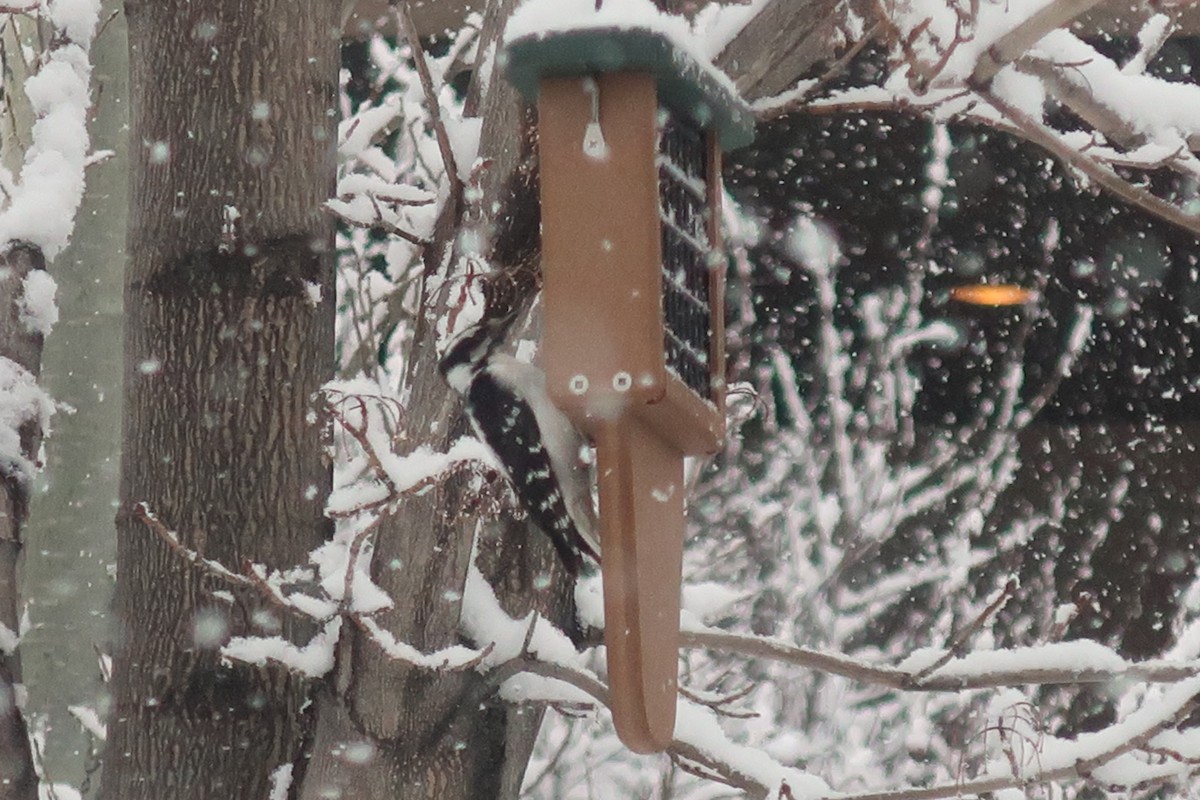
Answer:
(439, 310, 600, 575)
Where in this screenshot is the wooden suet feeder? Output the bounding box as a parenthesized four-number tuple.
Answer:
(506, 25, 753, 752)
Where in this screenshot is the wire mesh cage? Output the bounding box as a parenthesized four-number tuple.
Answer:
(659, 114, 713, 400)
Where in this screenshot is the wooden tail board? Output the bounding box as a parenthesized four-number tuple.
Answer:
(595, 417, 684, 753)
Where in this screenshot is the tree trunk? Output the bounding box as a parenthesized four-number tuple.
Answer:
(300, 3, 579, 797)
(0, 244, 48, 800)
(101, 1, 339, 797)
(22, 0, 128, 776)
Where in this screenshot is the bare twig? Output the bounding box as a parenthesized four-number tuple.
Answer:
(680, 627, 910, 689)
(912, 579, 1017, 682)
(133, 502, 251, 587)
(754, 21, 884, 120)
(977, 86, 1200, 239)
(478, 629, 1200, 799)
(325, 393, 398, 494)
(333, 208, 431, 247)
(837, 684, 1200, 800)
(394, 1, 460, 190)
(678, 683, 759, 720)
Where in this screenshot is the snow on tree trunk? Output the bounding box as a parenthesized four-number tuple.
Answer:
(0, 245, 48, 800)
(0, 1, 102, 795)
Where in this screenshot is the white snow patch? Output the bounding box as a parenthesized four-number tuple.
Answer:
(223, 618, 341, 678)
(462, 560, 585, 670)
(38, 785, 82, 800)
(574, 572, 605, 630)
(681, 581, 747, 624)
(67, 704, 106, 741)
(0, 623, 18, 656)
(0, 357, 55, 482)
(900, 640, 1129, 680)
(357, 616, 485, 670)
(267, 764, 293, 800)
(785, 216, 841, 276)
(20, 270, 58, 336)
(0, 26, 97, 258)
(48, 0, 101, 45)
(504, 0, 741, 99)
(674, 701, 831, 799)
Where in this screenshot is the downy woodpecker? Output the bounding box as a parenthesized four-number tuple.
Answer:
(438, 308, 600, 575)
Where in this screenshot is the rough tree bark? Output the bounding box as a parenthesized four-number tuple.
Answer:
(100, 1, 339, 798)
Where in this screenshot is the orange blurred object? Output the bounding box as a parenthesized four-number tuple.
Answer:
(950, 284, 1037, 306)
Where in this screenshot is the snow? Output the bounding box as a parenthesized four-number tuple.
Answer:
(338, 102, 403, 161)
(268, 764, 293, 800)
(443, 115, 483, 183)
(982, 676, 1200, 785)
(462, 558, 586, 672)
(506, 0, 694, 48)
(0, 1, 100, 259)
(689, 0, 772, 58)
(783, 216, 840, 277)
(357, 616, 485, 670)
(20, 270, 58, 336)
(680, 582, 745, 625)
(1031, 30, 1200, 143)
(379, 437, 496, 493)
(0, 622, 18, 656)
(47, 0, 100, 44)
(673, 702, 831, 800)
(67, 704, 106, 741)
(0, 357, 55, 483)
(574, 573, 605, 629)
(504, 0, 743, 102)
(903, 640, 1129, 681)
(38, 785, 82, 800)
(885, 0, 1064, 86)
(223, 618, 341, 678)
(310, 540, 393, 615)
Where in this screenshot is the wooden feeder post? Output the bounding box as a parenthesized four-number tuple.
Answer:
(506, 26, 754, 753)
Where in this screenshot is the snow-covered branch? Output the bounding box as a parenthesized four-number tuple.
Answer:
(0, 0, 101, 257)
(683, 625, 1200, 693)
(749, 0, 1200, 237)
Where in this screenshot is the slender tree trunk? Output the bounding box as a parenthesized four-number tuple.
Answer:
(300, 3, 580, 797)
(0, 244, 47, 800)
(0, 10, 86, 797)
(101, 2, 339, 797)
(21, 0, 127, 775)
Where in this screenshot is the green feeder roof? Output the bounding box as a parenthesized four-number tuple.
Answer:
(504, 26, 755, 151)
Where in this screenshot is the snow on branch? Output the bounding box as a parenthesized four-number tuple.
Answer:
(473, 561, 1200, 799)
(0, 354, 54, 484)
(682, 624, 1200, 693)
(323, 382, 496, 518)
(134, 501, 491, 677)
(463, 561, 829, 800)
(0, 0, 102, 258)
(752, 0, 1200, 237)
